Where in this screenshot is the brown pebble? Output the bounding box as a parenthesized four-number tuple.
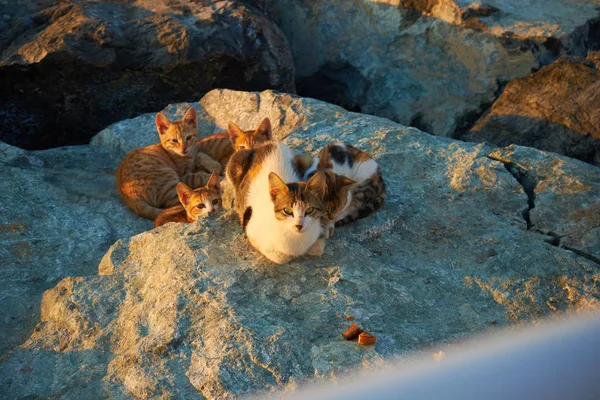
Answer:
(358, 332, 376, 345)
(345, 315, 355, 321)
(342, 322, 363, 340)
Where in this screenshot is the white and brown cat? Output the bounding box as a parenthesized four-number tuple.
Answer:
(155, 172, 222, 227)
(116, 107, 222, 220)
(300, 142, 386, 237)
(226, 141, 328, 264)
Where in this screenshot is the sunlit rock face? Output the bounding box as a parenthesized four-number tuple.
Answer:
(463, 53, 600, 166)
(1, 90, 599, 399)
(257, 0, 599, 137)
(0, 0, 295, 150)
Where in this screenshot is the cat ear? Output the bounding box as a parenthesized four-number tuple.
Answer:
(340, 176, 356, 188)
(156, 113, 171, 135)
(176, 182, 194, 206)
(268, 172, 289, 202)
(255, 118, 272, 140)
(228, 122, 245, 144)
(305, 170, 328, 198)
(183, 107, 197, 128)
(206, 172, 221, 192)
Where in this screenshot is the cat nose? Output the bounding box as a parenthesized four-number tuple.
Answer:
(295, 224, 303, 231)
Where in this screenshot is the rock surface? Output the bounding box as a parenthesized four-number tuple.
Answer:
(264, 0, 534, 137)
(1, 89, 599, 399)
(261, 0, 600, 138)
(0, 0, 294, 150)
(464, 54, 600, 166)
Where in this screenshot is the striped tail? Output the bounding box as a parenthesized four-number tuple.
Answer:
(129, 200, 167, 221)
(155, 205, 188, 227)
(335, 168, 386, 227)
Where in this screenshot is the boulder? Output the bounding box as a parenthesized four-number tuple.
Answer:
(0, 0, 295, 150)
(465, 54, 600, 166)
(258, 0, 599, 137)
(1, 89, 599, 399)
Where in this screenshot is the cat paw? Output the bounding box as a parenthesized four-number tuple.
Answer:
(323, 226, 335, 239)
(306, 238, 325, 256)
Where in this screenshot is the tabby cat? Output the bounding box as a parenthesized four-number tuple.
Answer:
(198, 118, 273, 169)
(302, 142, 385, 237)
(226, 141, 327, 264)
(116, 107, 222, 220)
(154, 172, 222, 227)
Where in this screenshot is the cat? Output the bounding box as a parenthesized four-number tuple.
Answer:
(154, 172, 222, 227)
(116, 107, 223, 220)
(226, 141, 327, 264)
(302, 142, 386, 237)
(197, 118, 273, 169)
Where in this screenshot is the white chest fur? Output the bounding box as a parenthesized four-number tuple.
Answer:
(245, 143, 321, 264)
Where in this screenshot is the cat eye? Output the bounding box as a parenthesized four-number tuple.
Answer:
(237, 145, 246, 150)
(305, 207, 315, 215)
(283, 208, 293, 216)
(197, 204, 206, 209)
(212, 199, 219, 205)
(171, 139, 179, 144)
(186, 136, 193, 141)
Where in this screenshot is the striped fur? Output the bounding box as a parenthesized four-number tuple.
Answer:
(198, 118, 272, 169)
(303, 142, 386, 233)
(155, 172, 222, 227)
(116, 107, 222, 220)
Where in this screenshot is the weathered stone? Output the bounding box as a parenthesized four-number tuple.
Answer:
(265, 0, 536, 137)
(258, 0, 599, 138)
(0, 141, 153, 355)
(489, 145, 600, 263)
(465, 54, 600, 166)
(0, 0, 295, 150)
(1, 89, 599, 399)
(453, 0, 600, 58)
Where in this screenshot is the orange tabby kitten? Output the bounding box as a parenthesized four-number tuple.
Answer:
(116, 107, 222, 220)
(154, 172, 222, 227)
(198, 118, 273, 169)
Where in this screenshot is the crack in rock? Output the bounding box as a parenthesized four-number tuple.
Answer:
(487, 155, 536, 229)
(541, 231, 600, 267)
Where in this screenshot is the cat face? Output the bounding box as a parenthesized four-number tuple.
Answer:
(316, 170, 356, 220)
(176, 172, 222, 221)
(268, 171, 326, 234)
(228, 118, 272, 151)
(156, 107, 199, 157)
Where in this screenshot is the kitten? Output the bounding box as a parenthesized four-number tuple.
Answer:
(303, 142, 386, 237)
(197, 118, 273, 169)
(226, 141, 327, 264)
(154, 172, 222, 227)
(116, 107, 222, 220)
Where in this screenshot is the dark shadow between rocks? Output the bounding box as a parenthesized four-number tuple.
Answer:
(296, 62, 371, 113)
(463, 115, 600, 167)
(0, 1, 295, 150)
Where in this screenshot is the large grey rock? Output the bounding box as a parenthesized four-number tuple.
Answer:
(0, 0, 295, 150)
(264, 0, 534, 137)
(1, 89, 599, 399)
(464, 54, 600, 166)
(0, 141, 153, 355)
(259, 0, 600, 137)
